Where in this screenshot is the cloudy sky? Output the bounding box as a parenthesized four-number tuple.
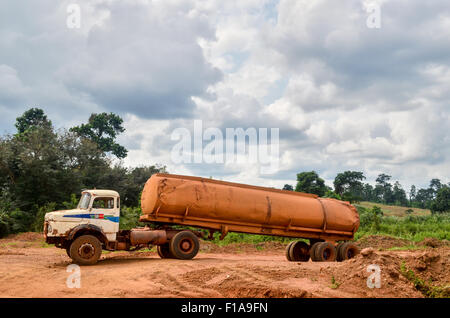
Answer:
(1, 0, 449, 190)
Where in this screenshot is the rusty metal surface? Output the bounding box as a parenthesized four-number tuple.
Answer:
(140, 173, 360, 240)
(129, 229, 167, 245)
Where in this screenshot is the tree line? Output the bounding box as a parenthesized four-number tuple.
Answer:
(283, 171, 450, 213)
(0, 108, 165, 237)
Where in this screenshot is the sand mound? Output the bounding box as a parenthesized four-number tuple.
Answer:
(328, 247, 450, 298)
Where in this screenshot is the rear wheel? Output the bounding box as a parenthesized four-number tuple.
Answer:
(285, 241, 296, 261)
(314, 242, 336, 262)
(338, 242, 359, 261)
(69, 235, 102, 265)
(335, 242, 346, 262)
(157, 243, 173, 259)
(169, 231, 200, 260)
(288, 241, 311, 262)
(310, 242, 322, 262)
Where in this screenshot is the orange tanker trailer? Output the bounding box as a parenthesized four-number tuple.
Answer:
(140, 173, 360, 262)
(44, 173, 360, 265)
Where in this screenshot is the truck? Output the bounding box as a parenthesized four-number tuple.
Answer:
(44, 173, 360, 265)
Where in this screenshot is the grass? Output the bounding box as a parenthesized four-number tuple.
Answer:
(354, 208, 450, 242)
(386, 245, 428, 251)
(358, 202, 430, 217)
(330, 276, 341, 289)
(400, 262, 450, 298)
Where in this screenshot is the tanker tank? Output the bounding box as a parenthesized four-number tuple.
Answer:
(140, 173, 360, 242)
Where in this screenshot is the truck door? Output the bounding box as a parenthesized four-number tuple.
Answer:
(90, 197, 120, 237)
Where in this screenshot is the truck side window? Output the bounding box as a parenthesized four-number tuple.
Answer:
(92, 197, 114, 209)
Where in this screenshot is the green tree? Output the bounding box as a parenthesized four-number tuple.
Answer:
(393, 181, 408, 206)
(362, 183, 375, 201)
(430, 186, 450, 214)
(376, 173, 394, 204)
(324, 190, 341, 200)
(0, 109, 165, 237)
(295, 171, 327, 197)
(282, 184, 293, 191)
(369, 206, 383, 231)
(70, 112, 128, 159)
(333, 171, 365, 202)
(429, 179, 442, 199)
(414, 188, 433, 208)
(15, 108, 52, 135)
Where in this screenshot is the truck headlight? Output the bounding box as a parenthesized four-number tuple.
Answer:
(47, 224, 52, 234)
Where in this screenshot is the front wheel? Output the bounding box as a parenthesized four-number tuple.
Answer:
(169, 231, 200, 260)
(69, 235, 102, 265)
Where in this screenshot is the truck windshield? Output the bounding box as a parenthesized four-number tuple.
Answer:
(77, 193, 91, 209)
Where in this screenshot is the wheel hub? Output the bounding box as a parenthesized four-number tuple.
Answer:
(180, 239, 193, 253)
(78, 243, 95, 259)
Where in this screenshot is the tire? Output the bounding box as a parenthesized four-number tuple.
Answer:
(285, 241, 296, 261)
(169, 231, 200, 260)
(338, 242, 359, 261)
(288, 241, 311, 262)
(69, 235, 102, 265)
(314, 242, 336, 262)
(335, 242, 346, 262)
(310, 242, 322, 262)
(157, 243, 173, 259)
(66, 246, 71, 257)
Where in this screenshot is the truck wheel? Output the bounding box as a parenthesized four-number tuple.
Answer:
(157, 243, 173, 259)
(169, 231, 199, 260)
(69, 235, 102, 265)
(66, 246, 71, 257)
(335, 242, 345, 262)
(314, 242, 336, 262)
(285, 241, 295, 261)
(310, 242, 322, 262)
(288, 241, 310, 262)
(338, 242, 359, 261)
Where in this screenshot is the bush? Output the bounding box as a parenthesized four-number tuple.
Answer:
(355, 205, 450, 241)
(0, 212, 12, 238)
(120, 206, 145, 230)
(31, 202, 57, 233)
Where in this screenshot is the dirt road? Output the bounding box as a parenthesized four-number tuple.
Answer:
(0, 234, 448, 298)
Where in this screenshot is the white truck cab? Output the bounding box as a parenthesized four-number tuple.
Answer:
(44, 189, 200, 265)
(44, 190, 123, 263)
(45, 190, 120, 241)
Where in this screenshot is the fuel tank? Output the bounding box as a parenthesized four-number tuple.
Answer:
(140, 174, 360, 240)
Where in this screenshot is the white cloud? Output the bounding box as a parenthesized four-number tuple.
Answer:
(0, 0, 449, 190)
